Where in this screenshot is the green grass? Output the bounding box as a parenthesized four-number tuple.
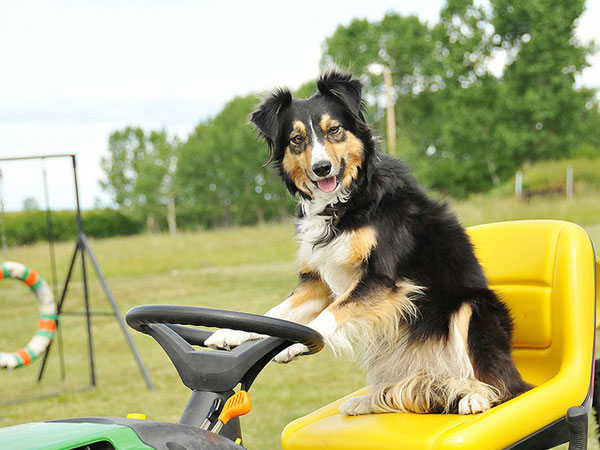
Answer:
(0, 224, 364, 450)
(454, 193, 600, 229)
(0, 196, 599, 449)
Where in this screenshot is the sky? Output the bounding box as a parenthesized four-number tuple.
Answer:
(0, 0, 598, 211)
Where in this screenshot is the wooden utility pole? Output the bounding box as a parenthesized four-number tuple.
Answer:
(167, 194, 177, 235)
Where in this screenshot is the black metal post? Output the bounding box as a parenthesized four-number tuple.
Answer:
(79, 234, 154, 389)
(79, 238, 96, 386)
(41, 158, 65, 380)
(41, 158, 60, 299)
(37, 238, 80, 382)
(71, 155, 96, 386)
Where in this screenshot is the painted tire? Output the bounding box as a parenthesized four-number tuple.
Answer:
(0, 262, 57, 369)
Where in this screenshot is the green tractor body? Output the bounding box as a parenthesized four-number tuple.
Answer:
(0, 417, 244, 450)
(0, 421, 152, 450)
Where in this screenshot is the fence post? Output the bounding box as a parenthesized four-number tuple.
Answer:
(566, 166, 573, 200)
(515, 170, 523, 199)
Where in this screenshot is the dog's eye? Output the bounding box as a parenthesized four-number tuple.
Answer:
(328, 125, 340, 135)
(291, 135, 304, 144)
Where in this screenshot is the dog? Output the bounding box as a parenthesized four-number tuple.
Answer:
(205, 70, 531, 416)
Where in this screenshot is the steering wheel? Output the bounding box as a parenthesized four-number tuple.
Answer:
(126, 305, 324, 393)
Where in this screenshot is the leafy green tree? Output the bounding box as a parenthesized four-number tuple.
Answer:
(491, 0, 599, 162)
(419, 1, 509, 194)
(294, 80, 318, 99)
(176, 95, 293, 228)
(101, 127, 178, 232)
(322, 13, 437, 134)
(322, 0, 599, 197)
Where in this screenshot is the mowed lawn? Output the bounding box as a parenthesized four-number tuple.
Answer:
(0, 223, 365, 450)
(1, 205, 599, 449)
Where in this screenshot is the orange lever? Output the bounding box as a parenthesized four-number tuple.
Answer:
(219, 390, 251, 425)
(211, 391, 252, 434)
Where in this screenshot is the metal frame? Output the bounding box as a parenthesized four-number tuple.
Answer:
(0, 153, 154, 393)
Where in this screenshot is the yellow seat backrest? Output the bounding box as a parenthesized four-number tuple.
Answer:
(467, 220, 596, 386)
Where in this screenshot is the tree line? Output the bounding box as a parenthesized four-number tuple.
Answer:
(101, 0, 600, 232)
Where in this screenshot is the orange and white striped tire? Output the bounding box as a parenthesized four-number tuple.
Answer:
(0, 261, 57, 369)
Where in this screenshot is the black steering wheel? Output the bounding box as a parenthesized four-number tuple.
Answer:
(126, 305, 324, 393)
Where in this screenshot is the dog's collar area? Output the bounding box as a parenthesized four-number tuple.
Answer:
(317, 204, 336, 217)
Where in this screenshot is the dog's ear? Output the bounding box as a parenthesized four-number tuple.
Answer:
(317, 71, 365, 119)
(250, 88, 293, 145)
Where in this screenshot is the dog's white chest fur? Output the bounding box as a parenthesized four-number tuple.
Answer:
(297, 214, 354, 297)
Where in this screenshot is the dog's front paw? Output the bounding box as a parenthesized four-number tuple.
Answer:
(273, 343, 308, 363)
(204, 329, 265, 350)
(458, 393, 490, 414)
(339, 395, 373, 416)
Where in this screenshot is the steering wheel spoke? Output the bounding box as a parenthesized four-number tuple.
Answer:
(126, 305, 324, 392)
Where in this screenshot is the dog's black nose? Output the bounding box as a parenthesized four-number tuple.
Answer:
(312, 160, 332, 177)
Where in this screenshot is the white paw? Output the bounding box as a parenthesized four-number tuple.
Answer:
(458, 393, 490, 414)
(339, 395, 373, 416)
(204, 329, 266, 350)
(273, 343, 308, 363)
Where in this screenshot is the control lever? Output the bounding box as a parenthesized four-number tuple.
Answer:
(211, 391, 251, 434)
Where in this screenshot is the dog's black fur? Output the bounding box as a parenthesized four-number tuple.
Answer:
(250, 70, 531, 414)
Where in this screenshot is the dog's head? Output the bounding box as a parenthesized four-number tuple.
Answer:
(251, 71, 374, 199)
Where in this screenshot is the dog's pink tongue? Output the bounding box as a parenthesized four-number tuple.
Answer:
(317, 176, 337, 193)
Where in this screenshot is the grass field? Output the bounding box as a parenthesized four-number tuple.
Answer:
(1, 195, 599, 449)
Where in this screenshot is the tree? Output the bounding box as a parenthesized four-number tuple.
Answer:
(101, 127, 178, 233)
(491, 0, 599, 162)
(322, 0, 600, 197)
(176, 94, 293, 228)
(294, 79, 318, 99)
(322, 7, 501, 195)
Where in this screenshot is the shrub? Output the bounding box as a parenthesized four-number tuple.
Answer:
(83, 209, 143, 238)
(1, 209, 143, 246)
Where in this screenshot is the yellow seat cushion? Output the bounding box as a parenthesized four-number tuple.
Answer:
(282, 221, 596, 450)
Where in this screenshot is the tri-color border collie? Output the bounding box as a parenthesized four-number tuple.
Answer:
(206, 70, 531, 415)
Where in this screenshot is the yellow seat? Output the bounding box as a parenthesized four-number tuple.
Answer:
(282, 220, 598, 450)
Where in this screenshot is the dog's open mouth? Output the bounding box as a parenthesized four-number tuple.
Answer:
(314, 160, 345, 194)
(317, 176, 337, 193)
